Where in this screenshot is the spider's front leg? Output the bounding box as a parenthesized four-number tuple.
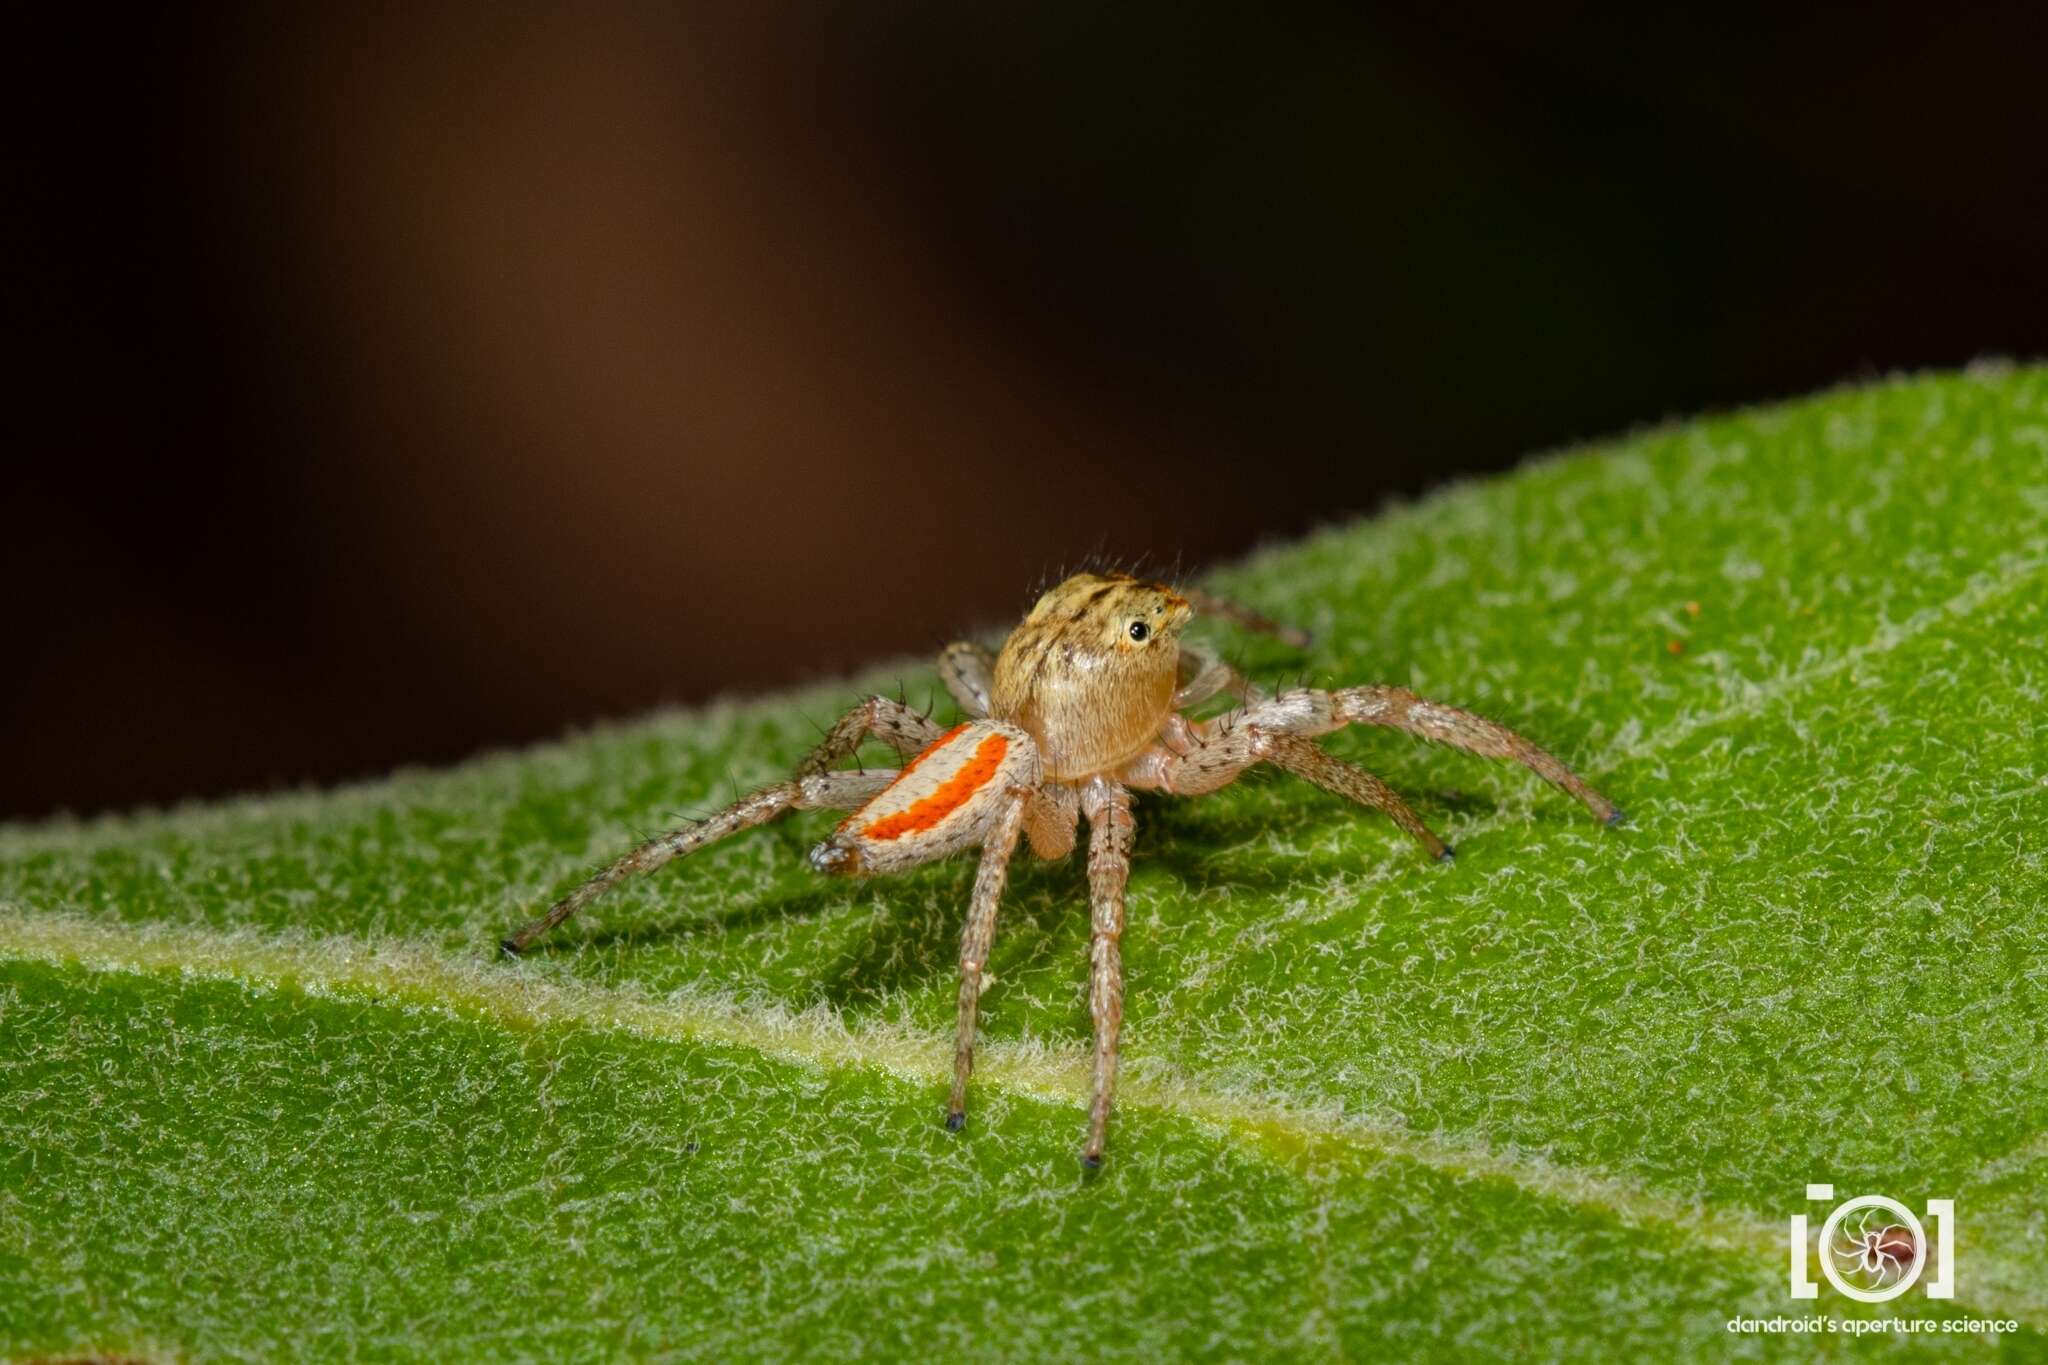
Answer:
(1080, 777, 1135, 1168)
(800, 720, 1046, 1134)
(1231, 685, 1620, 823)
(499, 695, 943, 956)
(1124, 683, 1619, 849)
(1314, 684, 1623, 825)
(947, 789, 1029, 1130)
(1122, 718, 1452, 857)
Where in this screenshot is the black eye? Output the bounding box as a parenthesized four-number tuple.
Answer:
(1128, 621, 1150, 642)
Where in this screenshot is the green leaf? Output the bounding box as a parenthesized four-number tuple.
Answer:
(5, 365, 2046, 1360)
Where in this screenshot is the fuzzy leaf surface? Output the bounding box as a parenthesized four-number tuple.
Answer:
(4, 367, 2046, 1360)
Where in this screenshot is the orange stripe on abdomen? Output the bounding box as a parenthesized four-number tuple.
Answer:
(860, 732, 1009, 841)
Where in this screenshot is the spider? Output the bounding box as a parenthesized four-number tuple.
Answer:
(1829, 1212, 1918, 1286)
(500, 572, 1623, 1166)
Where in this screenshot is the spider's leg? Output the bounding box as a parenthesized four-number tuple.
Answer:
(938, 641, 995, 719)
(797, 694, 950, 776)
(1180, 586, 1312, 649)
(947, 790, 1030, 1130)
(1080, 778, 1135, 1168)
(503, 695, 943, 956)
(1157, 686, 1621, 830)
(1124, 708, 1448, 863)
(500, 768, 895, 956)
(1265, 735, 1452, 861)
(1117, 719, 1257, 797)
(1329, 686, 1622, 825)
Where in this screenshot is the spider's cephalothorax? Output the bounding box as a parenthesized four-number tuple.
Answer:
(501, 571, 1624, 1167)
(991, 573, 1193, 780)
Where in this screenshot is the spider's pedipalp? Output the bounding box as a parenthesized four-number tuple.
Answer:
(1023, 780, 1081, 860)
(938, 640, 995, 718)
(1172, 648, 1258, 711)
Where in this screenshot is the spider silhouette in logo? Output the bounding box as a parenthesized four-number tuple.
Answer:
(1829, 1209, 1919, 1288)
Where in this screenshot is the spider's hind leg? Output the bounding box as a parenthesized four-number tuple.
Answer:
(500, 694, 943, 956)
(499, 768, 895, 956)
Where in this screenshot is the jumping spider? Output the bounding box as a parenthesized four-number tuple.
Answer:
(501, 572, 1623, 1166)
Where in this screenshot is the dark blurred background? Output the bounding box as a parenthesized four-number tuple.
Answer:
(7, 4, 2045, 820)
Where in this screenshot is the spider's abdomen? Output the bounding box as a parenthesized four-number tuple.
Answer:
(808, 720, 1039, 876)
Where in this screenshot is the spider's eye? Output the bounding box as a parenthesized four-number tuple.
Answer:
(1128, 620, 1150, 642)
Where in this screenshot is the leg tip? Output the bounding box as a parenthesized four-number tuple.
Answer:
(1434, 844, 1456, 863)
(1604, 806, 1629, 828)
(944, 1110, 966, 1132)
(498, 938, 524, 959)
(1080, 1151, 1104, 1171)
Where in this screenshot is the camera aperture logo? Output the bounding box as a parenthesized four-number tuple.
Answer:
(1727, 1185, 2016, 1339)
(1790, 1185, 1952, 1303)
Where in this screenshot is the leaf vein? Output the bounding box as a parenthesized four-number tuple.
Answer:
(5, 907, 2041, 1326)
